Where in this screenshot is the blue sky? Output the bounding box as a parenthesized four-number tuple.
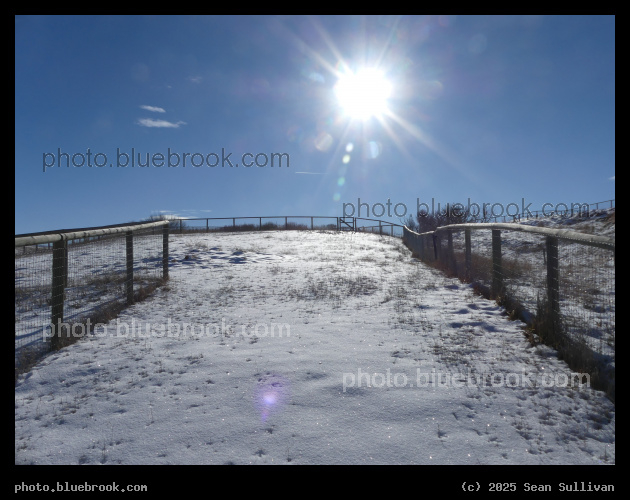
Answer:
(15, 15, 615, 234)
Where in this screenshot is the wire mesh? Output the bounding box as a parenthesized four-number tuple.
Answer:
(63, 233, 127, 328)
(311, 217, 339, 231)
(501, 232, 547, 315)
(176, 216, 341, 233)
(285, 217, 311, 230)
(132, 226, 165, 287)
(557, 240, 615, 362)
(354, 219, 403, 237)
(15, 245, 52, 352)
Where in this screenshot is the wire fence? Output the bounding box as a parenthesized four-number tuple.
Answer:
(163, 215, 403, 236)
(15, 221, 169, 367)
(166, 216, 338, 233)
(403, 222, 615, 397)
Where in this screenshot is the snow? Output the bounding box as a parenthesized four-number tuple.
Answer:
(15, 230, 614, 465)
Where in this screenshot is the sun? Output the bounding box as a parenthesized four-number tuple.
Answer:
(334, 68, 392, 120)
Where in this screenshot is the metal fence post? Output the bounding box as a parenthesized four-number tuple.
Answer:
(546, 235, 560, 327)
(126, 230, 134, 305)
(424, 234, 428, 259)
(432, 233, 438, 261)
(447, 229, 456, 273)
(163, 223, 169, 281)
(51, 239, 67, 350)
(465, 229, 472, 281)
(492, 229, 502, 297)
(62, 239, 68, 289)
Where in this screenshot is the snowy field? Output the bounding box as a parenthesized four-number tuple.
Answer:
(15, 230, 614, 465)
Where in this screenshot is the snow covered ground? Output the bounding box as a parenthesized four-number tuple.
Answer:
(15, 230, 614, 465)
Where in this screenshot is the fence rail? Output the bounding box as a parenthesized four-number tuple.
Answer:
(403, 221, 615, 395)
(168, 216, 404, 237)
(15, 220, 169, 358)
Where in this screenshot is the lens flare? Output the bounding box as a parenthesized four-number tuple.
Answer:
(314, 131, 334, 152)
(254, 375, 289, 422)
(367, 141, 382, 159)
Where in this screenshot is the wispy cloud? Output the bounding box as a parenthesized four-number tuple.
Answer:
(150, 211, 181, 220)
(609, 175, 615, 181)
(188, 76, 203, 84)
(137, 118, 186, 128)
(140, 105, 166, 113)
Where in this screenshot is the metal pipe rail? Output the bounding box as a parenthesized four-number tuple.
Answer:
(15, 220, 169, 247)
(406, 222, 614, 250)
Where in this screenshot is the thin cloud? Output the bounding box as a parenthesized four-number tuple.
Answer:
(140, 105, 166, 113)
(137, 118, 186, 128)
(149, 211, 180, 220)
(188, 76, 203, 84)
(609, 175, 615, 181)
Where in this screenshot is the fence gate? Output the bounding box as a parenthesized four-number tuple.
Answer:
(338, 217, 355, 231)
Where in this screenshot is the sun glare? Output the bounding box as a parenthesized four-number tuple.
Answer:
(334, 68, 392, 120)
